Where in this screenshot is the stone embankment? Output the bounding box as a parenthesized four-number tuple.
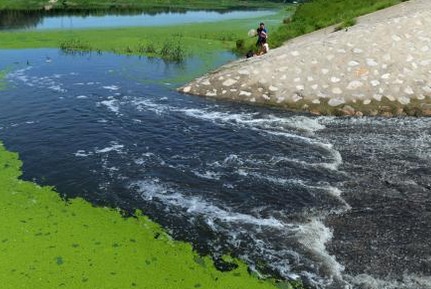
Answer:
(178, 0, 431, 116)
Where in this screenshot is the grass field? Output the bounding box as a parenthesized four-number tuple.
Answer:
(0, 8, 289, 60)
(269, 0, 405, 47)
(0, 0, 285, 10)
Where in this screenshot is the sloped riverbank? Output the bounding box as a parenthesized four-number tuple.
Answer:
(179, 0, 431, 117)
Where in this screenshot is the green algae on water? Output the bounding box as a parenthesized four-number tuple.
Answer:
(0, 142, 286, 289)
(0, 68, 8, 90)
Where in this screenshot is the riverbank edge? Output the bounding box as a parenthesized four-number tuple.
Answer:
(178, 0, 431, 117)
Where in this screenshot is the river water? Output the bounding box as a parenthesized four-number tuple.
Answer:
(0, 49, 430, 289)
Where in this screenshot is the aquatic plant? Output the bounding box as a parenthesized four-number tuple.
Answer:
(159, 36, 187, 63)
(59, 38, 93, 54)
(0, 69, 7, 90)
(0, 142, 305, 289)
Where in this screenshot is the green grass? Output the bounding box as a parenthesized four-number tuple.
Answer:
(0, 8, 288, 60)
(0, 0, 285, 10)
(269, 0, 405, 47)
(0, 142, 304, 289)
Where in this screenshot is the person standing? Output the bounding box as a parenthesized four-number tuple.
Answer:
(256, 22, 267, 48)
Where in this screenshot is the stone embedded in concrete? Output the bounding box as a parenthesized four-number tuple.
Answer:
(177, 0, 431, 116)
(222, 79, 237, 86)
(328, 98, 345, 106)
(347, 80, 364, 90)
(332, 87, 343, 94)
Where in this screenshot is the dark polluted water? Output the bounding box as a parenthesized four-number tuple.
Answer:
(0, 49, 430, 289)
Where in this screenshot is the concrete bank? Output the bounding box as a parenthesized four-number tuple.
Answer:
(178, 0, 431, 116)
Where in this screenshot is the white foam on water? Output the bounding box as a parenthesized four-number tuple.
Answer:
(128, 97, 327, 137)
(74, 150, 93, 157)
(102, 85, 120, 91)
(130, 178, 350, 288)
(132, 179, 285, 228)
(132, 99, 167, 115)
(295, 217, 347, 286)
(192, 170, 222, 180)
(347, 273, 431, 289)
(95, 143, 124, 154)
(76, 95, 88, 99)
(99, 98, 120, 114)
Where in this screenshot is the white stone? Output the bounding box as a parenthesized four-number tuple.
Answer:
(381, 73, 391, 79)
(182, 86, 191, 93)
(412, 62, 418, 69)
(312, 99, 321, 104)
(366, 58, 378, 66)
(222, 79, 237, 86)
(420, 60, 431, 66)
(337, 49, 346, 53)
(417, 94, 425, 100)
(347, 80, 363, 90)
(332, 87, 343, 94)
(294, 77, 301, 82)
(404, 86, 414, 95)
(392, 35, 402, 42)
(373, 94, 383, 101)
(307, 76, 314, 82)
(206, 91, 217, 97)
(296, 85, 304, 91)
(406, 55, 414, 62)
(292, 93, 303, 102)
(311, 84, 318, 90)
(202, 80, 211, 85)
(326, 54, 335, 61)
(280, 75, 287, 80)
(386, 95, 396, 101)
(321, 68, 329, 75)
(218, 76, 225, 81)
(382, 54, 391, 61)
(422, 86, 431, 93)
(397, 96, 410, 105)
(421, 46, 430, 52)
(238, 69, 250, 75)
(353, 48, 363, 54)
(276, 96, 285, 103)
(230, 89, 238, 92)
(348, 61, 360, 67)
(250, 98, 256, 102)
(222, 90, 227, 94)
(363, 99, 372, 105)
(331, 77, 341, 83)
(328, 98, 345, 106)
(269, 85, 279, 92)
(370, 80, 380, 87)
(291, 51, 300, 56)
(239, 90, 252, 97)
(262, 94, 270, 100)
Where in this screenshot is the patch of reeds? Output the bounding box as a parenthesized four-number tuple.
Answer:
(59, 38, 94, 55)
(59, 36, 187, 62)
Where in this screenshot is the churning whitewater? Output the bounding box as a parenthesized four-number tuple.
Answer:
(0, 49, 430, 289)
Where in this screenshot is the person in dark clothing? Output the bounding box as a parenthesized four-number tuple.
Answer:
(256, 22, 267, 48)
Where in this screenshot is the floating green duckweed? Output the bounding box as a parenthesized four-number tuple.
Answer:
(0, 142, 285, 289)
